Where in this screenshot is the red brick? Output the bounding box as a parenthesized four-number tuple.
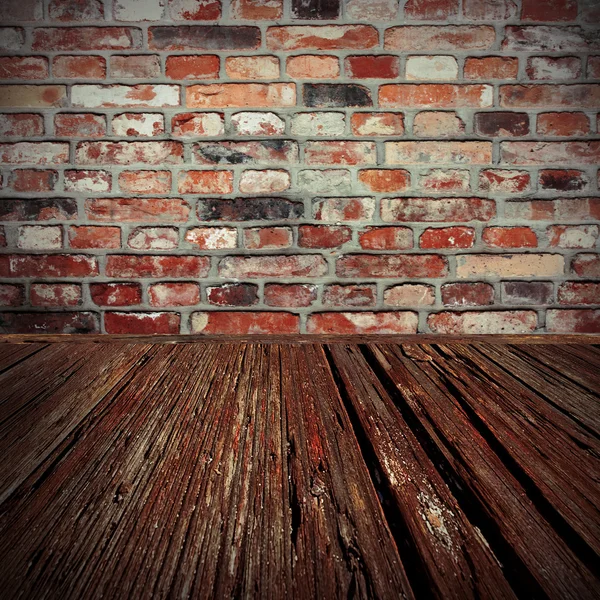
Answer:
(0, 57, 48, 80)
(90, 283, 141, 306)
(106, 255, 210, 278)
(53, 56, 105, 79)
(239, 169, 290, 194)
(359, 169, 410, 192)
(0, 142, 69, 164)
(105, 312, 181, 335)
(185, 227, 237, 249)
(336, 254, 448, 278)
(456, 254, 564, 278)
(190, 311, 299, 334)
(505, 198, 600, 221)
(351, 113, 404, 136)
(474, 112, 529, 137)
(589, 56, 600, 79)
(572, 254, 600, 277)
(172, 112, 224, 137)
(305, 141, 376, 165)
(128, 227, 179, 250)
(194, 141, 297, 165)
(118, 170, 172, 194)
(166, 55, 220, 80)
(558, 282, 600, 306)
(206, 283, 258, 306)
(547, 225, 599, 248)
(502, 282, 553, 305)
(345, 56, 399, 79)
(149, 26, 260, 50)
(500, 85, 600, 108)
(413, 111, 465, 137)
(483, 227, 538, 248)
(384, 26, 495, 51)
(110, 55, 161, 78)
(313, 197, 375, 221)
(419, 169, 470, 192)
(7, 254, 98, 278)
(0, 312, 98, 334)
(429, 311, 537, 334)
(244, 227, 292, 250)
(386, 141, 492, 164)
(49, 0, 105, 21)
(442, 282, 494, 306)
(69, 226, 121, 249)
(526, 56, 581, 80)
(225, 56, 279, 80)
(33, 27, 142, 51)
(546, 309, 600, 333)
(169, 0, 222, 20)
(522, 0, 577, 21)
(539, 170, 587, 192)
(501, 142, 600, 165)
(380, 84, 492, 108)
(0, 113, 43, 137)
(10, 169, 57, 192)
(149, 283, 200, 307)
(30, 283, 81, 307)
(219, 255, 327, 278)
(384, 284, 435, 307)
(231, 0, 283, 19)
(536, 112, 589, 136)
(187, 83, 295, 108)
(307, 312, 418, 334)
(420, 226, 475, 249)
(299, 225, 351, 249)
(76, 141, 183, 165)
(0, 284, 24, 307)
(264, 284, 317, 308)
(112, 113, 165, 137)
(323, 284, 376, 307)
(405, 0, 458, 20)
(232, 112, 285, 136)
(85, 198, 190, 223)
(71, 84, 179, 109)
(55, 113, 106, 138)
(178, 170, 233, 194)
(286, 55, 339, 79)
(382, 197, 496, 222)
(463, 0, 517, 19)
(267, 26, 378, 51)
(358, 227, 413, 250)
(464, 57, 518, 80)
(479, 169, 530, 193)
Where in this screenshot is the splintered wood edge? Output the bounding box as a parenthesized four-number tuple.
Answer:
(0, 334, 599, 344)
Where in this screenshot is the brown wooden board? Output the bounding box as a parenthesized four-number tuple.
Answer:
(326, 343, 516, 599)
(0, 342, 47, 374)
(367, 343, 600, 600)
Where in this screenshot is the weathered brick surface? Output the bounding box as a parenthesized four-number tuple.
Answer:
(0, 3, 598, 335)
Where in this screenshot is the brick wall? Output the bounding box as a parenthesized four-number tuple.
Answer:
(0, 0, 599, 336)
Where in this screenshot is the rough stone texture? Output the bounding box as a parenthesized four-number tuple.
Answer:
(0, 3, 598, 335)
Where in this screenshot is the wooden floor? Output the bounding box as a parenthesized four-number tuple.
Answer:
(0, 342, 598, 600)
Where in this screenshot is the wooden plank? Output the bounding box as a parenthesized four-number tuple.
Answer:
(515, 344, 600, 395)
(0, 333, 599, 345)
(469, 344, 600, 435)
(327, 343, 516, 600)
(368, 343, 600, 600)
(0, 344, 413, 599)
(425, 344, 600, 557)
(0, 343, 46, 374)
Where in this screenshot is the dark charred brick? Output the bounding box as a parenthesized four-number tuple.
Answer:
(194, 141, 298, 165)
(474, 112, 529, 137)
(539, 169, 588, 191)
(197, 198, 304, 222)
(207, 283, 259, 306)
(502, 281, 554, 305)
(303, 84, 372, 108)
(148, 26, 261, 51)
(0, 312, 99, 334)
(292, 0, 340, 19)
(0, 199, 78, 221)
